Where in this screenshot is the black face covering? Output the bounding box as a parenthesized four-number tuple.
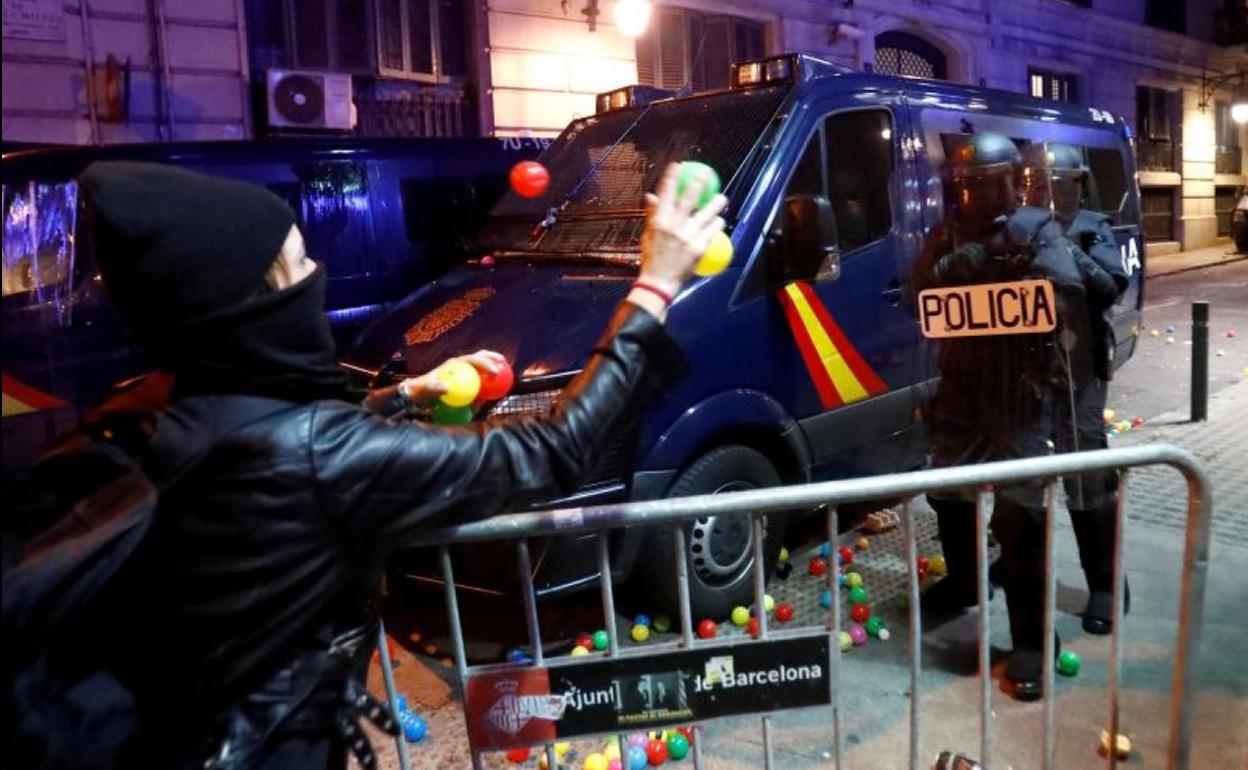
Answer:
(157, 265, 348, 402)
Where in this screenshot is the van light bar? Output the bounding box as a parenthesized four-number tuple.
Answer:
(731, 55, 799, 89)
(595, 85, 675, 114)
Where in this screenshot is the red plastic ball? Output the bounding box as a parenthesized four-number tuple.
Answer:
(575, 633, 594, 650)
(747, 616, 760, 638)
(509, 161, 550, 198)
(697, 619, 717, 639)
(850, 603, 870, 623)
(476, 359, 514, 401)
(808, 557, 828, 577)
(676, 726, 694, 745)
(646, 738, 669, 765)
(506, 748, 531, 763)
(775, 603, 794, 623)
(916, 556, 930, 573)
(838, 546, 854, 565)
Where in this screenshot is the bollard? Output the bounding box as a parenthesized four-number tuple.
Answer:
(1191, 302, 1209, 422)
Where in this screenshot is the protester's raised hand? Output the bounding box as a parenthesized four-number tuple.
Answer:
(638, 163, 728, 299)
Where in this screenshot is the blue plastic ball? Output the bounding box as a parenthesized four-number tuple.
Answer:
(396, 694, 409, 713)
(634, 613, 652, 628)
(627, 745, 649, 770)
(820, 542, 832, 559)
(507, 647, 533, 664)
(401, 713, 427, 742)
(839, 573, 847, 588)
(820, 590, 833, 609)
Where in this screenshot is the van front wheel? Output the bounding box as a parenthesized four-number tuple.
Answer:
(638, 445, 785, 621)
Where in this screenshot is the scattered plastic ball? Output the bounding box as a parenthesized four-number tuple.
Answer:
(848, 586, 868, 605)
(764, 594, 776, 613)
(1131, 417, 1145, 427)
(820, 542, 832, 559)
(603, 738, 621, 760)
(1227, 329, 1237, 338)
(575, 633, 594, 650)
(676, 727, 694, 745)
(431, 401, 474, 425)
(731, 606, 750, 626)
(775, 603, 794, 623)
(1165, 324, 1176, 334)
(865, 615, 885, 637)
(845, 572, 864, 589)
(698, 619, 717, 639)
(400, 712, 427, 742)
(838, 546, 854, 565)
(646, 737, 669, 766)
(627, 745, 649, 770)
(839, 631, 853, 651)
(480, 254, 496, 267)
(507, 647, 533, 664)
(628, 734, 649, 748)
(592, 630, 609, 650)
(540, 744, 572, 770)
(838, 573, 847, 588)
(436, 360, 481, 407)
(878, 628, 891, 641)
(584, 753, 609, 770)
(856, 536, 870, 551)
(1149, 328, 1160, 337)
(507, 748, 532, 763)
(929, 554, 948, 576)
(396, 694, 409, 713)
(608, 761, 623, 770)
(808, 557, 828, 577)
(747, 616, 761, 638)
(695, 231, 733, 277)
(510, 160, 550, 198)
(476, 359, 514, 401)
(1216, 348, 1227, 357)
(820, 590, 833, 609)
(1103, 408, 1116, 422)
(675, 161, 721, 209)
(631, 624, 650, 643)
(917, 556, 931, 574)
(571, 645, 590, 657)
(666, 731, 690, 760)
(1100, 730, 1131, 760)
(850, 603, 871, 623)
(634, 613, 652, 628)
(849, 623, 869, 646)
(1057, 650, 1082, 676)
(1166, 336, 1176, 344)
(652, 615, 672, 634)
(779, 547, 790, 563)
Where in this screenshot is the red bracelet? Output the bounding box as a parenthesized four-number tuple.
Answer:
(632, 280, 675, 306)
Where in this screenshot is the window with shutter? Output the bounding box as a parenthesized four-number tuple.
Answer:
(378, 0, 404, 71)
(636, 8, 765, 91)
(438, 0, 469, 77)
(286, 0, 370, 72)
(374, 0, 469, 80)
(292, 0, 331, 68)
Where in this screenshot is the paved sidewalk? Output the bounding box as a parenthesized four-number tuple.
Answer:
(1147, 243, 1246, 278)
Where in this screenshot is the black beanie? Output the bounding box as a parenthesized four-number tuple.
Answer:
(78, 161, 296, 336)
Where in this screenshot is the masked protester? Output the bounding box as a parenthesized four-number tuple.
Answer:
(1022, 142, 1131, 634)
(12, 161, 725, 770)
(915, 132, 1083, 701)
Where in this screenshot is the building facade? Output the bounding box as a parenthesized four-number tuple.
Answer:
(3, 0, 1246, 250)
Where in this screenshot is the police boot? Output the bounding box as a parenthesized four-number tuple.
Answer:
(921, 498, 987, 615)
(1071, 501, 1130, 635)
(993, 499, 1051, 701)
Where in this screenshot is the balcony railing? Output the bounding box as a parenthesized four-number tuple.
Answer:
(1137, 140, 1177, 173)
(1215, 145, 1243, 175)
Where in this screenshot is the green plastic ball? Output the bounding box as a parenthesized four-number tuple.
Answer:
(676, 161, 721, 209)
(592, 629, 609, 651)
(666, 732, 690, 760)
(848, 586, 868, 604)
(865, 616, 885, 637)
(431, 401, 473, 425)
(1057, 650, 1082, 676)
(652, 615, 672, 634)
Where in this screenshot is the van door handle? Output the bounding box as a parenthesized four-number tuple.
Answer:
(882, 280, 903, 305)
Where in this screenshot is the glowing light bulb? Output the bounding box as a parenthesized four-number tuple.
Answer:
(614, 0, 652, 38)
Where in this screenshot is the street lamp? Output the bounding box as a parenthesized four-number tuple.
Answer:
(1231, 82, 1248, 124)
(614, 0, 652, 38)
(1197, 67, 1248, 122)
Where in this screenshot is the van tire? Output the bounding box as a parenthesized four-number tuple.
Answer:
(637, 445, 785, 621)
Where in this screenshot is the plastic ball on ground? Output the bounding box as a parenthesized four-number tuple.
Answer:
(666, 732, 690, 760)
(849, 623, 869, 646)
(480, 254, 496, 267)
(476, 358, 514, 401)
(850, 603, 870, 623)
(1149, 328, 1160, 337)
(838, 573, 847, 588)
(1216, 348, 1227, 357)
(747, 616, 761, 638)
(820, 590, 833, 609)
(631, 624, 650, 643)
(839, 631, 853, 651)
(592, 629, 610, 650)
(838, 546, 854, 565)
(1165, 324, 1176, 334)
(1166, 336, 1176, 344)
(400, 712, 427, 742)
(775, 603, 794, 623)
(507, 748, 532, 763)
(764, 594, 776, 613)
(633, 613, 651, 628)
(730, 606, 750, 626)
(652, 615, 672, 634)
(571, 645, 590, 657)
(626, 745, 649, 770)
(646, 737, 669, 766)
(509, 160, 550, 198)
(435, 360, 481, 407)
(845, 572, 864, 589)
(395, 694, 409, 713)
(431, 401, 473, 425)
(584, 753, 609, 770)
(1103, 408, 1116, 422)
(1099, 730, 1131, 760)
(865, 615, 885, 637)
(603, 738, 621, 760)
(697, 619, 717, 639)
(779, 547, 790, 563)
(929, 554, 948, 576)
(820, 542, 832, 559)
(848, 586, 868, 605)
(628, 734, 649, 748)
(575, 633, 594, 650)
(856, 536, 870, 551)
(808, 557, 828, 577)
(675, 161, 721, 210)
(1057, 650, 1082, 676)
(878, 628, 891, 641)
(608, 761, 623, 770)
(507, 647, 533, 664)
(1132, 417, 1145, 427)
(695, 231, 733, 277)
(676, 727, 694, 745)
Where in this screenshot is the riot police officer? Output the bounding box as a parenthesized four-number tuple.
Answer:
(916, 131, 1083, 701)
(1023, 142, 1130, 634)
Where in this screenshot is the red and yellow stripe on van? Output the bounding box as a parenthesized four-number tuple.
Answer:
(2, 373, 67, 417)
(777, 282, 887, 409)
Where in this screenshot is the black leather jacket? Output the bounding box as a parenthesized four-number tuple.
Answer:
(127, 303, 683, 769)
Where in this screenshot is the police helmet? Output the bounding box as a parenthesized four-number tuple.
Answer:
(945, 131, 1022, 226)
(1021, 142, 1086, 220)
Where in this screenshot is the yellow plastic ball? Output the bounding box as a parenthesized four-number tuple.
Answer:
(839, 631, 853, 651)
(730, 606, 750, 626)
(436, 360, 481, 407)
(764, 594, 776, 613)
(856, 536, 869, 551)
(694, 231, 733, 277)
(538, 743, 572, 770)
(1099, 730, 1131, 759)
(570, 645, 590, 657)
(928, 555, 948, 576)
(630, 624, 650, 643)
(779, 547, 790, 563)
(604, 739, 621, 760)
(583, 752, 609, 770)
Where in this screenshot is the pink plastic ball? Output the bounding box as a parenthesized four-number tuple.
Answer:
(849, 623, 869, 646)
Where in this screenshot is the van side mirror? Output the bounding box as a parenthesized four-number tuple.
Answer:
(776, 194, 840, 283)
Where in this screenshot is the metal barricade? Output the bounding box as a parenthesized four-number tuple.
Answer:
(377, 444, 1214, 770)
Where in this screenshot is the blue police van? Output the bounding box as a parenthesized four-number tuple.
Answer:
(2, 136, 544, 475)
(352, 54, 1146, 617)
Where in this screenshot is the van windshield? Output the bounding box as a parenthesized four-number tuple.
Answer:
(477, 84, 791, 260)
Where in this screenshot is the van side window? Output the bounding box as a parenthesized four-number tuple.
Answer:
(1085, 148, 1137, 225)
(771, 131, 827, 283)
(824, 110, 894, 251)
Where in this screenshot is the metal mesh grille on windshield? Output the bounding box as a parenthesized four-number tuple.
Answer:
(478, 84, 790, 255)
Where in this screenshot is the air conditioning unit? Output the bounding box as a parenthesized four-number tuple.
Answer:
(265, 69, 354, 131)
